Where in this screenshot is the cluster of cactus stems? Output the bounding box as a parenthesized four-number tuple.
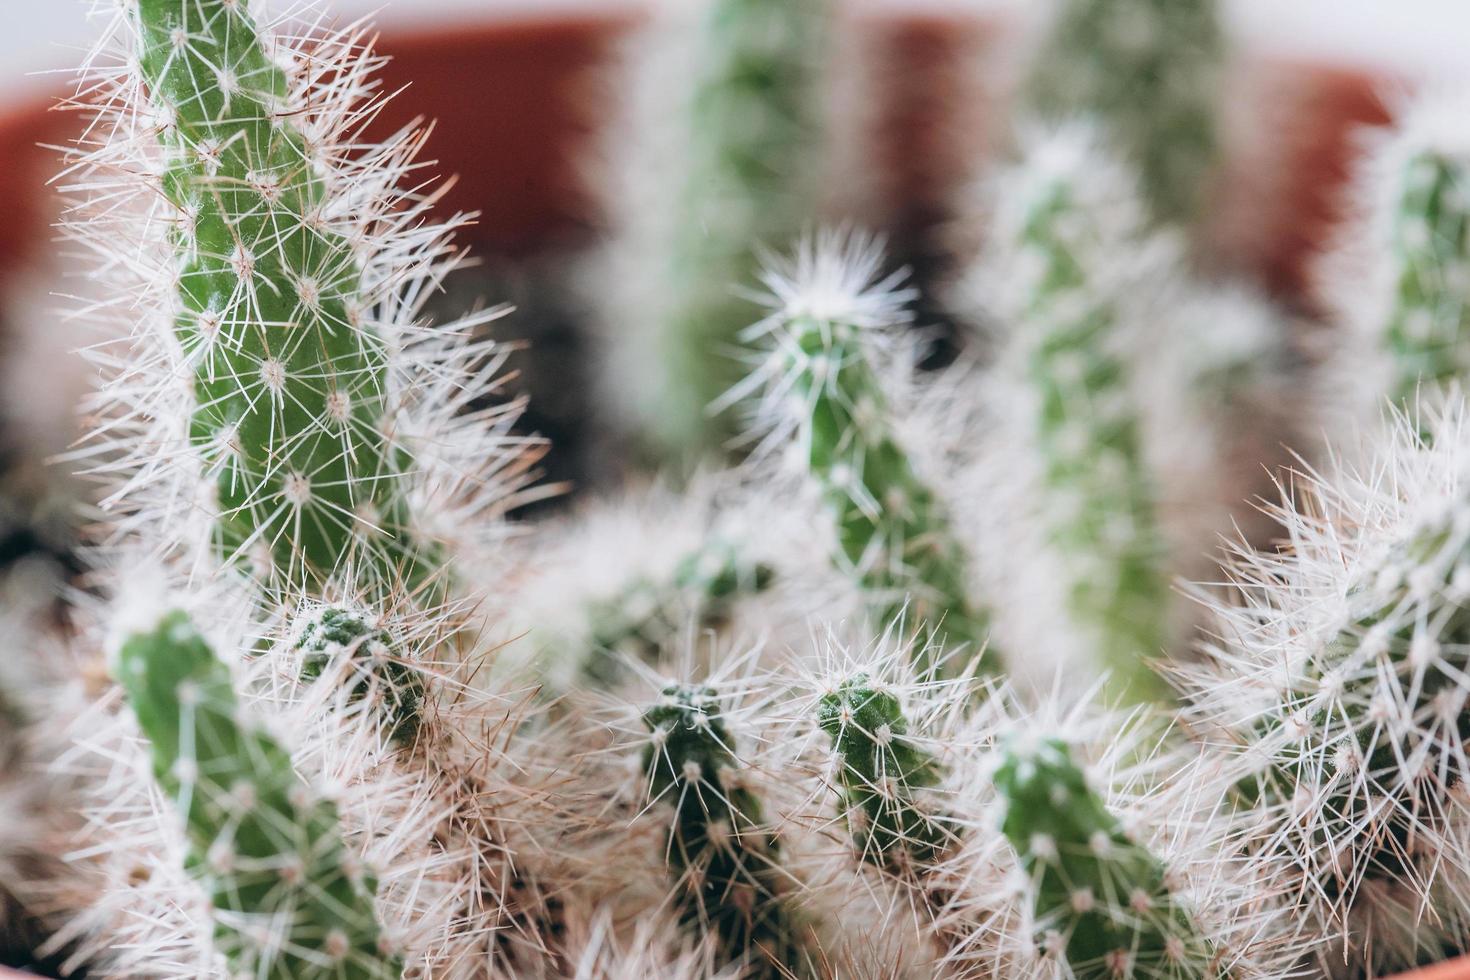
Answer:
(994, 737, 1217, 979)
(117, 610, 398, 978)
(729, 234, 994, 674)
(596, 0, 831, 462)
(13, 0, 1470, 977)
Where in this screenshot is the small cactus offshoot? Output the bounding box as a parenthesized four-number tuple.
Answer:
(293, 606, 423, 746)
(815, 674, 952, 870)
(993, 736, 1216, 980)
(732, 232, 993, 673)
(642, 683, 809, 975)
(116, 610, 398, 978)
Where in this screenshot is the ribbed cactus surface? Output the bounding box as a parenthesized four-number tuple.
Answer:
(994, 737, 1215, 979)
(816, 674, 951, 869)
(136, 0, 436, 592)
(642, 683, 808, 975)
(1025, 0, 1222, 225)
(117, 610, 397, 978)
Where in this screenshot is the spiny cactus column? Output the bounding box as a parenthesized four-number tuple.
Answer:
(117, 610, 398, 978)
(993, 131, 1170, 704)
(994, 737, 1215, 979)
(294, 606, 422, 745)
(584, 541, 774, 686)
(816, 675, 952, 871)
(642, 684, 809, 975)
(136, 0, 438, 593)
(1185, 403, 1470, 972)
(597, 0, 830, 462)
(739, 234, 992, 673)
(1367, 97, 1470, 410)
(1024, 0, 1222, 226)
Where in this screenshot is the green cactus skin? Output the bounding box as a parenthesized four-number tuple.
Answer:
(613, 0, 829, 461)
(295, 608, 422, 746)
(1018, 174, 1170, 706)
(780, 311, 991, 673)
(1383, 152, 1470, 408)
(116, 611, 399, 978)
(583, 542, 775, 687)
(815, 675, 953, 871)
(994, 738, 1216, 980)
(1025, 0, 1222, 226)
(642, 684, 809, 976)
(136, 0, 439, 593)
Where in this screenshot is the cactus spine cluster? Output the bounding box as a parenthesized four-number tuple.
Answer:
(641, 683, 809, 975)
(994, 737, 1216, 979)
(1024, 0, 1222, 226)
(737, 234, 992, 671)
(598, 0, 831, 461)
(136, 0, 438, 594)
(815, 674, 951, 870)
(117, 610, 397, 978)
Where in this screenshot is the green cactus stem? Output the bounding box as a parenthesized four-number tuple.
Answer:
(604, 0, 830, 461)
(294, 607, 423, 746)
(583, 541, 775, 687)
(815, 675, 953, 871)
(748, 250, 993, 674)
(1025, 0, 1222, 226)
(1016, 160, 1170, 705)
(1381, 150, 1470, 408)
(994, 737, 1216, 979)
(135, 0, 439, 593)
(642, 684, 810, 976)
(116, 610, 399, 978)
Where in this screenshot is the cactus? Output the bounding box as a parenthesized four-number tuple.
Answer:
(1024, 0, 1222, 226)
(1183, 401, 1470, 973)
(994, 736, 1217, 979)
(584, 540, 774, 687)
(116, 610, 398, 978)
(973, 128, 1171, 704)
(594, 0, 831, 461)
(642, 683, 809, 975)
(1340, 93, 1470, 415)
(815, 674, 953, 870)
(131, 0, 440, 593)
(293, 606, 422, 745)
(735, 232, 993, 672)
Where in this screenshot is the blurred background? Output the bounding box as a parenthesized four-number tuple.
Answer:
(0, 0, 1466, 576)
